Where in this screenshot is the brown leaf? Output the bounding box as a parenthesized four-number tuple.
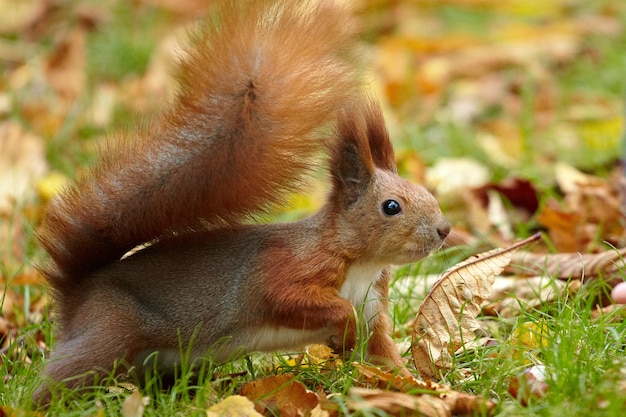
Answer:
(412, 234, 541, 379)
(472, 178, 540, 220)
(536, 199, 582, 252)
(508, 365, 549, 406)
(442, 390, 497, 416)
(347, 387, 451, 417)
(44, 28, 86, 101)
(484, 276, 579, 318)
(353, 364, 496, 415)
(506, 247, 626, 280)
(353, 363, 437, 393)
(465, 178, 540, 244)
(0, 270, 45, 286)
(539, 164, 625, 252)
(240, 374, 319, 417)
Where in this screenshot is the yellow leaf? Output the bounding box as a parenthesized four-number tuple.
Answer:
(206, 396, 264, 417)
(511, 320, 550, 351)
(37, 171, 70, 202)
(578, 116, 623, 151)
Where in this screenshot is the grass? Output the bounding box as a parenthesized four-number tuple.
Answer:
(4, 258, 626, 415)
(2, 0, 626, 415)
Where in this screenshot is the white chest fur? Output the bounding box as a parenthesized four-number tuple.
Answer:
(339, 263, 386, 326)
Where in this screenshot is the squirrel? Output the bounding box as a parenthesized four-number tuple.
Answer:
(34, 0, 450, 404)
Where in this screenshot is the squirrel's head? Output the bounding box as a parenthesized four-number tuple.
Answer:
(328, 97, 450, 266)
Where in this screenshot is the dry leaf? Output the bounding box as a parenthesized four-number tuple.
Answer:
(353, 363, 497, 415)
(347, 387, 451, 417)
(44, 28, 86, 101)
(353, 363, 436, 392)
(412, 234, 541, 379)
(0, 120, 48, 213)
(484, 276, 579, 318)
(240, 374, 319, 417)
(465, 178, 540, 244)
(506, 247, 626, 280)
(426, 157, 490, 201)
(472, 178, 540, 222)
(0, 406, 45, 417)
(0, 0, 47, 35)
(536, 199, 582, 252)
(121, 390, 148, 417)
(206, 395, 264, 417)
(508, 365, 549, 406)
(539, 164, 625, 252)
(0, 270, 45, 286)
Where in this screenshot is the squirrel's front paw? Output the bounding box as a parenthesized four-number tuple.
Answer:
(327, 334, 355, 356)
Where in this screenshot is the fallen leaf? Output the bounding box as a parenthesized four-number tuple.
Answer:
(240, 374, 319, 417)
(508, 365, 550, 406)
(0, 0, 47, 35)
(353, 363, 436, 393)
(36, 171, 70, 203)
(554, 162, 604, 194)
(426, 157, 490, 202)
(412, 233, 541, 379)
(472, 178, 540, 220)
(347, 387, 451, 417)
(477, 119, 524, 169)
(0, 270, 45, 286)
(121, 390, 148, 417)
(506, 247, 626, 280)
(44, 28, 87, 101)
(483, 276, 578, 318)
(536, 199, 582, 252)
(0, 405, 45, 417)
(499, 321, 552, 364)
(539, 164, 625, 251)
(280, 344, 341, 371)
(206, 395, 264, 417)
(0, 120, 48, 213)
(465, 178, 540, 244)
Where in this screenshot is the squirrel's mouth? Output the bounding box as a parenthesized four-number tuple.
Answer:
(393, 246, 434, 265)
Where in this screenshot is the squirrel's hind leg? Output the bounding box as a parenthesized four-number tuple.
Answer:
(32, 334, 136, 407)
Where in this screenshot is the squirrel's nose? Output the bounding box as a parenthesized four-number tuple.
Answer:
(436, 218, 451, 240)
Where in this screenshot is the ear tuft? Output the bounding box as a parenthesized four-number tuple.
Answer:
(329, 96, 395, 207)
(361, 97, 396, 172)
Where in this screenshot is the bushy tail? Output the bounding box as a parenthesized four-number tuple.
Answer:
(39, 0, 360, 283)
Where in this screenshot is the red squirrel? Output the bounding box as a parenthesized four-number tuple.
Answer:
(34, 0, 450, 404)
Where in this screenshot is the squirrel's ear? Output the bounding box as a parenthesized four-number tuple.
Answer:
(330, 97, 397, 208)
(362, 97, 396, 173)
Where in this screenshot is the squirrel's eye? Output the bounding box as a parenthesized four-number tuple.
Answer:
(382, 199, 401, 216)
